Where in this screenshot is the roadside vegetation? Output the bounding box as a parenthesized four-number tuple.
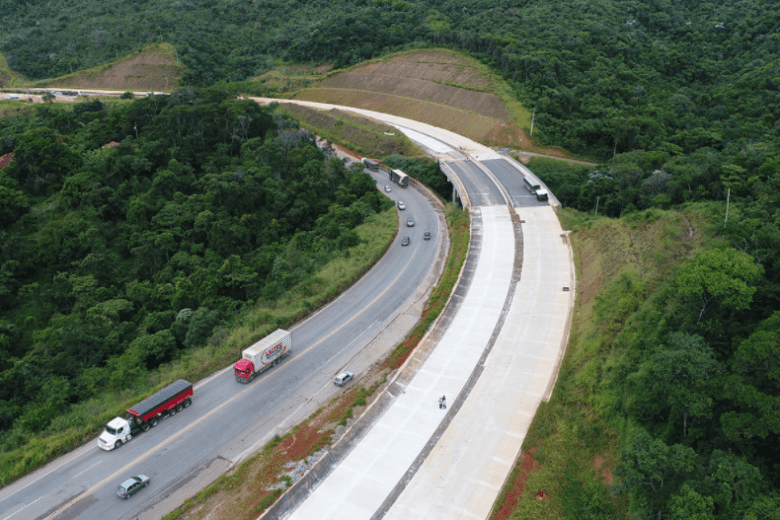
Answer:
(493, 198, 780, 519)
(275, 103, 423, 159)
(0, 54, 25, 89)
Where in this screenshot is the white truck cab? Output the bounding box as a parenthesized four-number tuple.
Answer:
(98, 417, 134, 450)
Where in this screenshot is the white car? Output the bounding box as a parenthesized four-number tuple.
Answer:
(397, 201, 406, 210)
(334, 371, 354, 387)
(384, 185, 392, 192)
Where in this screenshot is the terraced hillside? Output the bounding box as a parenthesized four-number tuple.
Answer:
(292, 50, 541, 153)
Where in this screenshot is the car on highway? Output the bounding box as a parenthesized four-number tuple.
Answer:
(384, 185, 392, 192)
(334, 371, 354, 387)
(401, 236, 410, 246)
(397, 201, 406, 210)
(424, 231, 431, 240)
(407, 218, 415, 227)
(116, 475, 150, 499)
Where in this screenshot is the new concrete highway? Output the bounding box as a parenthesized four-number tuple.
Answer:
(0, 171, 446, 520)
(248, 99, 574, 520)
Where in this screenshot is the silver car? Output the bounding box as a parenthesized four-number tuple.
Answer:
(116, 474, 150, 499)
(334, 371, 354, 387)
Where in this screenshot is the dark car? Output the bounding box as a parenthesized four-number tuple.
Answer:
(424, 231, 431, 240)
(116, 475, 150, 499)
(401, 236, 410, 246)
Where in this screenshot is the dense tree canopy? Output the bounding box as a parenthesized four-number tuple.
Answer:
(0, 91, 391, 437)
(2, 0, 780, 162)
(2, 0, 780, 514)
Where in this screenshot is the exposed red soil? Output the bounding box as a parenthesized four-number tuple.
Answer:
(493, 448, 542, 520)
(593, 455, 615, 486)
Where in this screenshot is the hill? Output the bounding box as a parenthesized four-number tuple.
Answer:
(290, 50, 546, 153)
(41, 43, 183, 92)
(0, 54, 25, 88)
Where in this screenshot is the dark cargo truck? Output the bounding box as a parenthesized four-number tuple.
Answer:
(98, 380, 193, 450)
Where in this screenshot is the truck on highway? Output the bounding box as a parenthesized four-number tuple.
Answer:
(98, 380, 193, 450)
(523, 176, 549, 201)
(234, 329, 292, 383)
(362, 157, 380, 171)
(389, 169, 409, 187)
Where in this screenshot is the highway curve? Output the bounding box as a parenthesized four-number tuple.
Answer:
(0, 170, 447, 520)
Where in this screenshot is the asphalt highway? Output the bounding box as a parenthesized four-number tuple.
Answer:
(0, 171, 445, 520)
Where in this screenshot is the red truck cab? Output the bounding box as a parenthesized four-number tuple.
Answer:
(233, 329, 292, 384)
(234, 359, 254, 382)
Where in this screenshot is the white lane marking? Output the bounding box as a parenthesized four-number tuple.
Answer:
(73, 460, 102, 479)
(1, 494, 45, 520)
(0, 446, 94, 505)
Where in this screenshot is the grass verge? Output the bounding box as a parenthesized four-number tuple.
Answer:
(293, 87, 502, 144)
(490, 205, 713, 520)
(0, 208, 396, 486)
(384, 203, 470, 369)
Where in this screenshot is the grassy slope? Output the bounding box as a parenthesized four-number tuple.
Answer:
(275, 103, 424, 159)
(248, 49, 575, 158)
(490, 205, 714, 520)
(0, 53, 26, 88)
(284, 49, 589, 159)
(0, 208, 397, 486)
(40, 43, 183, 91)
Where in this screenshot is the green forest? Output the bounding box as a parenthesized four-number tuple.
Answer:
(2, 0, 780, 161)
(0, 90, 391, 455)
(1, 0, 780, 517)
